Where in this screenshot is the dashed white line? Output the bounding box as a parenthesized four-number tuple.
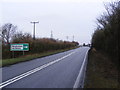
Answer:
(0, 51, 75, 88)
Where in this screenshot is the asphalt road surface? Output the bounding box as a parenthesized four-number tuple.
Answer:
(1, 47, 89, 88)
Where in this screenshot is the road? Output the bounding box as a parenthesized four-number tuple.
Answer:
(1, 47, 89, 88)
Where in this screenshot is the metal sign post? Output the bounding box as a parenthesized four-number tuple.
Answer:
(12, 51, 14, 58)
(23, 51, 24, 56)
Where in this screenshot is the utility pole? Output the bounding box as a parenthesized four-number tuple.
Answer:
(72, 35, 74, 42)
(30, 21, 39, 40)
(66, 36, 69, 41)
(51, 30, 53, 39)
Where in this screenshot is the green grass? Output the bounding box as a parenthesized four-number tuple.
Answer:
(84, 48, 118, 88)
(0, 47, 78, 67)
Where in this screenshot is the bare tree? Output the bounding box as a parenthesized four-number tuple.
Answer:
(12, 31, 32, 43)
(92, 1, 119, 65)
(0, 23, 17, 44)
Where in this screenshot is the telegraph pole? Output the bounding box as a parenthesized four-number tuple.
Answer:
(66, 36, 69, 41)
(30, 21, 39, 40)
(72, 35, 74, 41)
(51, 30, 53, 39)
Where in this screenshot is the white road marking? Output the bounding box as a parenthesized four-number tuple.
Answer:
(0, 51, 75, 88)
(73, 49, 89, 88)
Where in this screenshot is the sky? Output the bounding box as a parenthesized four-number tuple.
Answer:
(0, 0, 115, 44)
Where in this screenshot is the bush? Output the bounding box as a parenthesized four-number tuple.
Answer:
(91, 1, 119, 65)
(2, 32, 79, 59)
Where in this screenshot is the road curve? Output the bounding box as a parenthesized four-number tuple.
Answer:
(1, 47, 89, 88)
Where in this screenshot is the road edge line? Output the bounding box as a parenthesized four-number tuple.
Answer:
(73, 48, 89, 89)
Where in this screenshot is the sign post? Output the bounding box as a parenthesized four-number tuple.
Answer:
(12, 51, 14, 58)
(10, 43, 29, 58)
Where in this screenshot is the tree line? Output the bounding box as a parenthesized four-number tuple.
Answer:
(0, 23, 79, 59)
(91, 1, 119, 66)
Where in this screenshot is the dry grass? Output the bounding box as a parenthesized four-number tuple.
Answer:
(84, 48, 119, 88)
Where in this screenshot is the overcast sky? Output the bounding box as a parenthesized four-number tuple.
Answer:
(1, 0, 115, 44)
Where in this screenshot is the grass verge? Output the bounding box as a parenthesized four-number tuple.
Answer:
(1, 47, 78, 67)
(84, 48, 118, 88)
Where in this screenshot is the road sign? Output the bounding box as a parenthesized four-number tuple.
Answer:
(10, 43, 29, 51)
